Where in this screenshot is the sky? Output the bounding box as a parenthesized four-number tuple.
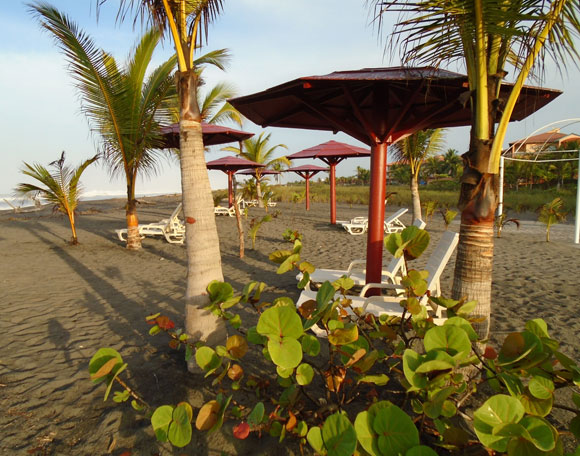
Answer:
(1, 0, 580, 199)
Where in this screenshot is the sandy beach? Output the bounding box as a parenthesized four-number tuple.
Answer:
(1, 196, 579, 455)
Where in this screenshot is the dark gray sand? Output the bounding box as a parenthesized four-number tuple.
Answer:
(1, 196, 578, 455)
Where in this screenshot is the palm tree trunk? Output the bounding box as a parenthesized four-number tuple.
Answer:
(67, 209, 78, 245)
(452, 157, 498, 344)
(126, 193, 141, 250)
(410, 175, 422, 222)
(256, 178, 264, 208)
(178, 70, 227, 368)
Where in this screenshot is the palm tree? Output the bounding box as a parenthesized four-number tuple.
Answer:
(223, 132, 290, 207)
(15, 151, 98, 245)
(31, 4, 177, 251)
(108, 0, 230, 356)
(391, 129, 446, 221)
(372, 0, 580, 341)
(441, 149, 462, 178)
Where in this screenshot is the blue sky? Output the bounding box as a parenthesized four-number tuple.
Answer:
(2, 1, 579, 198)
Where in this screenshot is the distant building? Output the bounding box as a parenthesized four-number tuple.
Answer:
(507, 128, 580, 156)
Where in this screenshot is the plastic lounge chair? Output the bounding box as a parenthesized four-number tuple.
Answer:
(384, 208, 408, 234)
(299, 219, 427, 288)
(296, 230, 458, 331)
(267, 201, 277, 207)
(115, 204, 185, 244)
(341, 216, 368, 235)
(214, 206, 235, 217)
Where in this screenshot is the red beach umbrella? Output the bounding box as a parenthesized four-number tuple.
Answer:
(287, 141, 369, 221)
(229, 66, 561, 286)
(160, 122, 254, 147)
(285, 164, 328, 211)
(206, 156, 265, 207)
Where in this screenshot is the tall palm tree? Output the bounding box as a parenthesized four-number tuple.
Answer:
(109, 0, 229, 356)
(15, 151, 98, 245)
(391, 129, 446, 222)
(223, 132, 290, 207)
(31, 4, 177, 251)
(441, 149, 462, 178)
(372, 0, 580, 341)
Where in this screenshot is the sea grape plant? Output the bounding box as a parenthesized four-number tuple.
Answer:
(89, 228, 580, 455)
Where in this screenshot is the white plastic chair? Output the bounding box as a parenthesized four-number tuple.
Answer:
(214, 206, 235, 217)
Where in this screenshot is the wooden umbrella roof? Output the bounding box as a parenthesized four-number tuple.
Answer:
(206, 156, 264, 171)
(287, 140, 370, 160)
(229, 66, 561, 146)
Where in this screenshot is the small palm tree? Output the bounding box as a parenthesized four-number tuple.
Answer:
(31, 4, 177, 250)
(538, 198, 567, 242)
(391, 129, 446, 221)
(15, 151, 98, 245)
(223, 132, 290, 208)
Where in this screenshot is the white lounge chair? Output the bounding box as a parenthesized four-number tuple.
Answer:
(214, 206, 235, 217)
(301, 219, 427, 288)
(115, 204, 185, 244)
(341, 216, 369, 235)
(296, 230, 458, 328)
(384, 208, 408, 234)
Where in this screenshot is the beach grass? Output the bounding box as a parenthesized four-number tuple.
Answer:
(265, 183, 578, 214)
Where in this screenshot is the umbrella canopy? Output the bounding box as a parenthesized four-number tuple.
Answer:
(237, 168, 280, 176)
(161, 122, 254, 148)
(206, 157, 265, 207)
(287, 140, 370, 221)
(230, 66, 561, 286)
(286, 164, 328, 211)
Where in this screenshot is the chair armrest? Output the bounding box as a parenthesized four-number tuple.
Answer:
(346, 259, 365, 273)
(359, 282, 404, 297)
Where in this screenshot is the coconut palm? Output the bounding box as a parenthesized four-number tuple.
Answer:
(15, 151, 98, 245)
(223, 132, 290, 207)
(107, 0, 229, 355)
(373, 0, 580, 342)
(441, 149, 462, 178)
(31, 4, 177, 251)
(391, 129, 446, 222)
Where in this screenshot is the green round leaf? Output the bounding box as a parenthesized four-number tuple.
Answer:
(151, 405, 174, 442)
(268, 336, 303, 369)
(168, 403, 193, 447)
(246, 326, 267, 345)
(444, 317, 478, 342)
(404, 229, 430, 260)
(322, 412, 357, 456)
(424, 325, 471, 356)
(89, 348, 123, 384)
(415, 350, 456, 374)
(276, 366, 294, 378)
(296, 363, 315, 386)
(403, 349, 427, 390)
(257, 306, 303, 339)
(405, 445, 439, 456)
(247, 402, 265, 428)
(328, 324, 359, 346)
(207, 280, 234, 304)
(473, 395, 525, 452)
(519, 416, 556, 452)
(354, 401, 396, 456)
(372, 405, 419, 455)
(195, 346, 220, 372)
(519, 389, 553, 417)
(528, 376, 554, 400)
(301, 334, 321, 356)
(307, 426, 325, 454)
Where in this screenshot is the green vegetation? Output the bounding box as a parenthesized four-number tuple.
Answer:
(90, 229, 580, 454)
(538, 197, 567, 242)
(264, 183, 577, 215)
(15, 151, 98, 245)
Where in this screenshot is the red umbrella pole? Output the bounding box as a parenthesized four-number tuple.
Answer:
(228, 171, 234, 207)
(365, 142, 388, 290)
(329, 163, 336, 224)
(305, 174, 311, 211)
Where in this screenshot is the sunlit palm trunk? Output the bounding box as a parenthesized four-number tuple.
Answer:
(256, 178, 264, 208)
(67, 209, 78, 245)
(452, 157, 498, 344)
(410, 175, 422, 221)
(179, 70, 227, 366)
(126, 192, 142, 250)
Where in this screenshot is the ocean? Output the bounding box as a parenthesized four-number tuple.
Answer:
(0, 191, 180, 212)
